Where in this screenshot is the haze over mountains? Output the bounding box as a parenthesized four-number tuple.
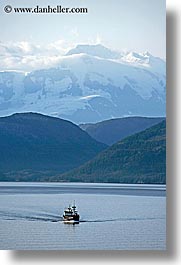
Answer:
(0, 113, 166, 183)
(80, 116, 165, 145)
(0, 44, 166, 123)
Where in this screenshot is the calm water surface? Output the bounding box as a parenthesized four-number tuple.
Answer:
(0, 182, 166, 250)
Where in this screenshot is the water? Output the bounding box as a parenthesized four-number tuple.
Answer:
(0, 182, 166, 250)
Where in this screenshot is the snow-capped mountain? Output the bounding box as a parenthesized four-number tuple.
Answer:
(0, 44, 166, 123)
(66, 44, 121, 59)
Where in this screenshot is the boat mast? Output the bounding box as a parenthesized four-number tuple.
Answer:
(72, 200, 76, 213)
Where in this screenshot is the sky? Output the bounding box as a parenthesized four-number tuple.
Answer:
(0, 0, 166, 71)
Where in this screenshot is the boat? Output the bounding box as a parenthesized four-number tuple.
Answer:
(63, 202, 80, 223)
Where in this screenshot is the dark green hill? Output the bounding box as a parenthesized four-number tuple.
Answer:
(58, 121, 166, 184)
(0, 113, 106, 181)
(80, 117, 165, 145)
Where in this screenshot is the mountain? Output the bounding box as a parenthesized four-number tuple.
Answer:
(0, 44, 166, 123)
(80, 117, 165, 145)
(58, 121, 166, 184)
(66, 44, 121, 59)
(0, 113, 106, 181)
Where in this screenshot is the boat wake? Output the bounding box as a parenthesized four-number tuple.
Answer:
(0, 210, 62, 223)
(0, 210, 164, 224)
(79, 216, 164, 223)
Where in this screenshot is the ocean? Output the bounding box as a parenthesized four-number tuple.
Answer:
(0, 182, 166, 250)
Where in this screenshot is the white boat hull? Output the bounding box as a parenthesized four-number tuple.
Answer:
(63, 220, 79, 224)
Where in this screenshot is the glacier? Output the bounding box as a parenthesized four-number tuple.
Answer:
(0, 44, 166, 123)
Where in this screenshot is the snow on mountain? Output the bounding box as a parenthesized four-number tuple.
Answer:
(66, 44, 121, 59)
(0, 45, 166, 123)
(120, 51, 166, 75)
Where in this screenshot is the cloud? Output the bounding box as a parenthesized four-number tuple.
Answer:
(46, 40, 69, 54)
(0, 40, 73, 71)
(0, 38, 115, 71)
(95, 34, 102, 45)
(0, 41, 39, 56)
